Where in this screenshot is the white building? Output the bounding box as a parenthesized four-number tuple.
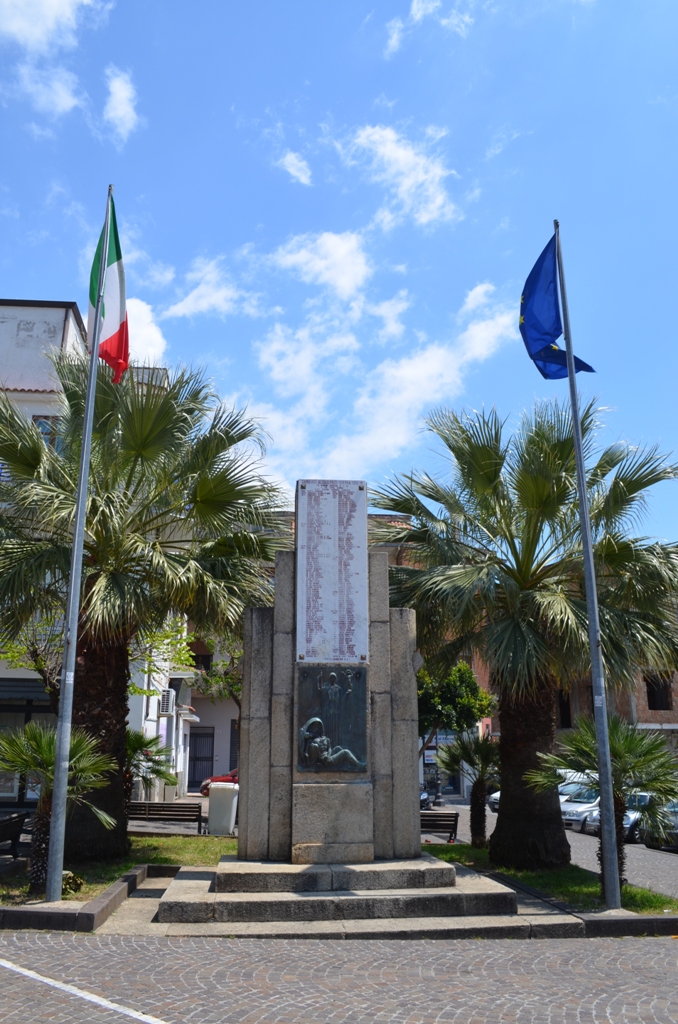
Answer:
(0, 299, 239, 812)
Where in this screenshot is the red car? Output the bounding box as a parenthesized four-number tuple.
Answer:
(200, 769, 238, 797)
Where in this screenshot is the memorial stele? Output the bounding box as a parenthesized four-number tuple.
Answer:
(238, 478, 421, 864)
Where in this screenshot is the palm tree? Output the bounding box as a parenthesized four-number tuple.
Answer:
(526, 715, 678, 897)
(0, 722, 116, 893)
(0, 355, 283, 858)
(371, 400, 678, 870)
(436, 731, 499, 848)
(123, 729, 177, 813)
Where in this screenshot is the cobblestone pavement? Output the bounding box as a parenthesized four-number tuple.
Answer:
(451, 804, 678, 899)
(2, 932, 678, 1024)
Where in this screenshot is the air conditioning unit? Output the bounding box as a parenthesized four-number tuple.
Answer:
(158, 688, 176, 717)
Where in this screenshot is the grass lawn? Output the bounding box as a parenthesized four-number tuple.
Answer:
(0, 834, 238, 906)
(427, 843, 678, 915)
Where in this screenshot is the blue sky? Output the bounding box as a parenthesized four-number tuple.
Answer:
(1, 1, 678, 531)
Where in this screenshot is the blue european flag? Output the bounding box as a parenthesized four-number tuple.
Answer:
(520, 234, 594, 379)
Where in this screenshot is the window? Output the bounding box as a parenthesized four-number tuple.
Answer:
(645, 672, 673, 711)
(193, 654, 213, 672)
(32, 416, 63, 454)
(229, 718, 239, 772)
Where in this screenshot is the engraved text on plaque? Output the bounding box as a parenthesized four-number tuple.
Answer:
(295, 479, 369, 663)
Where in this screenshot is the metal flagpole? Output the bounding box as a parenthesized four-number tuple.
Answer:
(45, 186, 113, 903)
(554, 219, 621, 910)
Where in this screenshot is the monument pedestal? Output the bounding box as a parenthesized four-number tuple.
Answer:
(237, 548, 421, 864)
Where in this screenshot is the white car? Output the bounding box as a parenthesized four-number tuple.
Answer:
(488, 775, 593, 814)
(561, 785, 599, 832)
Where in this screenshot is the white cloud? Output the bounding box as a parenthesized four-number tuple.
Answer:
(411, 0, 441, 22)
(383, 1, 473, 56)
(103, 66, 141, 144)
(350, 125, 459, 228)
(458, 282, 495, 317)
(485, 127, 523, 160)
(0, 0, 95, 53)
(439, 9, 473, 37)
(250, 285, 517, 486)
(257, 322, 359, 408)
(368, 290, 410, 341)
(163, 258, 241, 318)
(17, 61, 82, 115)
(384, 17, 404, 57)
(273, 231, 372, 300)
(163, 257, 264, 319)
(122, 231, 175, 289)
(127, 298, 168, 365)
(277, 150, 312, 186)
(321, 304, 516, 478)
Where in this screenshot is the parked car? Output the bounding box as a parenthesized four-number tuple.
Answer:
(640, 799, 678, 850)
(488, 775, 591, 815)
(200, 769, 238, 797)
(584, 792, 650, 842)
(560, 785, 599, 832)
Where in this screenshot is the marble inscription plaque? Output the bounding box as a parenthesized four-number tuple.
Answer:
(295, 479, 369, 663)
(297, 664, 367, 772)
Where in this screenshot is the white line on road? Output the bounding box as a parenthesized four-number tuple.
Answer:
(0, 956, 169, 1024)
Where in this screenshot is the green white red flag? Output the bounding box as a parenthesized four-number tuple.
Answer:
(87, 196, 129, 383)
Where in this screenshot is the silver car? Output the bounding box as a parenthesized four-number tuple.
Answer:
(560, 785, 599, 832)
(640, 799, 678, 850)
(584, 793, 650, 842)
(488, 777, 591, 815)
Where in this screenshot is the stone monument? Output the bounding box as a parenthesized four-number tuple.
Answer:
(237, 478, 421, 864)
(156, 479, 518, 932)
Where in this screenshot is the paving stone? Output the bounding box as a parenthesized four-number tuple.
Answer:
(4, 930, 678, 1024)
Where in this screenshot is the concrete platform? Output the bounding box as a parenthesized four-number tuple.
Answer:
(96, 869, 586, 939)
(215, 853, 456, 892)
(157, 864, 516, 924)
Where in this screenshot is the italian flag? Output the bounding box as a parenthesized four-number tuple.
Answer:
(87, 195, 129, 383)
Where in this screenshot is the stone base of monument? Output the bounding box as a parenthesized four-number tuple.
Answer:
(156, 852, 522, 937)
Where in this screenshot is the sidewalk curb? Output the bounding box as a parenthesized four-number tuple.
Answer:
(0, 864, 180, 933)
(489, 870, 678, 938)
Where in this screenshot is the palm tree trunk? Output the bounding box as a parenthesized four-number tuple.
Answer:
(470, 778, 488, 848)
(28, 801, 51, 894)
(63, 639, 130, 861)
(489, 685, 570, 870)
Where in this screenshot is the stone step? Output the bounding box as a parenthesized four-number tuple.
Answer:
(215, 853, 456, 893)
(160, 915, 540, 940)
(157, 869, 517, 924)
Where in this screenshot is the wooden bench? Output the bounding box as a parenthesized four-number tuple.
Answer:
(128, 801, 203, 834)
(0, 812, 29, 859)
(420, 810, 459, 843)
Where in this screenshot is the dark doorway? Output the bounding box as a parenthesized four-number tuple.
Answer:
(188, 728, 214, 788)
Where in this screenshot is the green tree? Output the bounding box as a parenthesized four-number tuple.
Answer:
(417, 660, 494, 757)
(0, 723, 116, 893)
(526, 715, 678, 897)
(192, 628, 243, 717)
(123, 729, 177, 814)
(436, 732, 500, 848)
(0, 355, 283, 859)
(372, 401, 678, 870)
